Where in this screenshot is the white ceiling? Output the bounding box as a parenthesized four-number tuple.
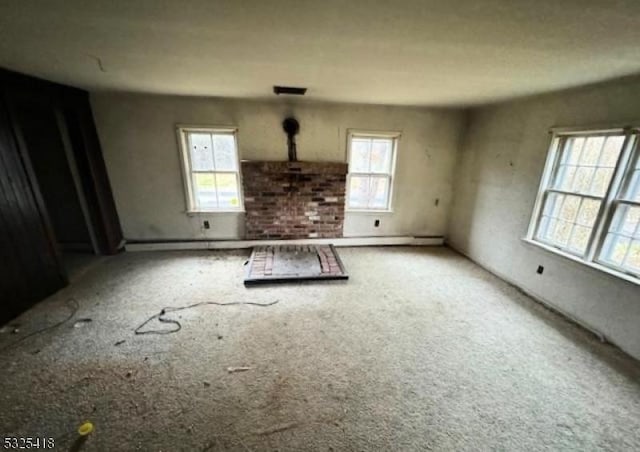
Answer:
(1, 0, 640, 107)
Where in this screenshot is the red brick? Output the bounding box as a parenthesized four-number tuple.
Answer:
(242, 161, 347, 240)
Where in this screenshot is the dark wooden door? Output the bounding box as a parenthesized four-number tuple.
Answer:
(0, 98, 66, 323)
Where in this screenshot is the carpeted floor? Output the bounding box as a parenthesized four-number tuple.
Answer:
(0, 246, 638, 451)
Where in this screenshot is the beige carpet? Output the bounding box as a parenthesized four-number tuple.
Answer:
(0, 247, 638, 451)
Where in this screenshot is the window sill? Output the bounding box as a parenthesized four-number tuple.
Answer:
(186, 210, 245, 216)
(521, 238, 640, 287)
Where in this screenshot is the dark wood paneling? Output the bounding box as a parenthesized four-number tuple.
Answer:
(0, 99, 66, 323)
(9, 96, 92, 248)
(0, 68, 124, 323)
(0, 68, 123, 256)
(62, 92, 124, 254)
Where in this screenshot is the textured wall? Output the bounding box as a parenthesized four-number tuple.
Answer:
(241, 161, 347, 239)
(91, 93, 465, 241)
(448, 75, 640, 360)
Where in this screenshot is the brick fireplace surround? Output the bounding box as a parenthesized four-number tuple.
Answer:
(241, 161, 348, 240)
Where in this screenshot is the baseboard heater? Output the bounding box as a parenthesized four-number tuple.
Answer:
(125, 235, 444, 252)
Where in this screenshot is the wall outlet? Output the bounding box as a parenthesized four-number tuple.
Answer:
(203, 220, 210, 229)
(374, 219, 380, 227)
(435, 198, 440, 206)
(536, 265, 544, 275)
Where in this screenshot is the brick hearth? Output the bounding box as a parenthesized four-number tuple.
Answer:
(241, 161, 348, 239)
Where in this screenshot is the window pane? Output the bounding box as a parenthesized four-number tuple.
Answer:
(627, 240, 640, 272)
(538, 194, 561, 241)
(552, 134, 623, 198)
(348, 176, 370, 208)
(599, 204, 640, 274)
(563, 137, 584, 164)
(542, 192, 564, 217)
(537, 193, 596, 254)
(554, 165, 576, 191)
(350, 139, 371, 172)
(591, 168, 613, 197)
(621, 205, 640, 235)
(348, 176, 390, 209)
(193, 173, 217, 209)
(600, 136, 624, 167)
(215, 173, 240, 208)
(558, 195, 580, 222)
(568, 225, 591, 254)
(607, 205, 625, 233)
(571, 167, 594, 193)
(552, 220, 573, 246)
(348, 135, 396, 210)
(541, 217, 557, 241)
(576, 199, 601, 227)
(538, 217, 562, 246)
(212, 134, 237, 171)
(607, 204, 640, 236)
(538, 215, 550, 236)
(189, 133, 214, 171)
(368, 176, 390, 209)
(601, 234, 631, 266)
(580, 136, 604, 166)
(182, 129, 242, 211)
(625, 169, 640, 202)
(370, 139, 393, 173)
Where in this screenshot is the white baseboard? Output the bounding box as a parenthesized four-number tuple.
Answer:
(446, 242, 608, 344)
(125, 235, 444, 252)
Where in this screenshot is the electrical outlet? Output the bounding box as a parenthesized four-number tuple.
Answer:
(203, 220, 210, 229)
(374, 219, 380, 227)
(435, 198, 440, 206)
(536, 265, 544, 275)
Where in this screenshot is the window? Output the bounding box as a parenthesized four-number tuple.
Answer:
(528, 128, 640, 280)
(346, 131, 399, 211)
(599, 146, 640, 274)
(177, 126, 243, 212)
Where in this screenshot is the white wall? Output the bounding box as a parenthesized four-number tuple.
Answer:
(91, 93, 465, 241)
(448, 76, 640, 360)
(92, 82, 640, 358)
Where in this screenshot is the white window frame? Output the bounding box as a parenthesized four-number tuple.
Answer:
(345, 130, 400, 212)
(525, 126, 640, 284)
(176, 125, 244, 213)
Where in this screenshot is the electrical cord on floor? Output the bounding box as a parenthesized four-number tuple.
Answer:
(0, 298, 80, 354)
(134, 300, 279, 335)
